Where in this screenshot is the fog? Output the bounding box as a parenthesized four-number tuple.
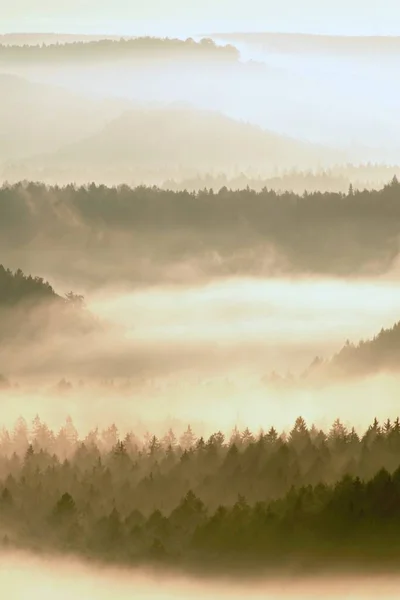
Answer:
(210, 35, 400, 154)
(3, 372, 400, 446)
(2, 551, 400, 599)
(1, 32, 400, 179)
(3, 276, 400, 379)
(2, 276, 400, 441)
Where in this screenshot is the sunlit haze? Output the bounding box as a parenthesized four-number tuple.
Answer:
(2, 0, 400, 595)
(2, 0, 400, 35)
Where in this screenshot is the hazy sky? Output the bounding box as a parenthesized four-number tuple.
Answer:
(2, 0, 400, 36)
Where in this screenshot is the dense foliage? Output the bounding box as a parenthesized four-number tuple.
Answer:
(1, 178, 400, 287)
(2, 416, 400, 571)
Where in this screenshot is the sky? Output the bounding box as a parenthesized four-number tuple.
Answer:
(1, 0, 400, 36)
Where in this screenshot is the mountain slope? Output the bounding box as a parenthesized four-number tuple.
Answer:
(25, 107, 339, 175)
(0, 74, 134, 162)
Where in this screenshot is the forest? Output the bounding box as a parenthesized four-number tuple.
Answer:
(1, 178, 400, 287)
(2, 416, 400, 573)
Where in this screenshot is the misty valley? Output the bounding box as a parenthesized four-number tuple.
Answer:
(2, 23, 400, 599)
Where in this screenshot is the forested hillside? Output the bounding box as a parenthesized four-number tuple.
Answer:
(329, 321, 400, 376)
(0, 265, 57, 307)
(1, 178, 400, 287)
(0, 265, 92, 342)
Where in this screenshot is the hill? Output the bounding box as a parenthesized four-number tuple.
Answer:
(0, 74, 135, 162)
(0, 74, 341, 179)
(21, 107, 337, 176)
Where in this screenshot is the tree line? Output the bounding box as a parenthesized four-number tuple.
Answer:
(163, 164, 400, 195)
(0, 37, 239, 64)
(2, 416, 400, 572)
(1, 178, 400, 283)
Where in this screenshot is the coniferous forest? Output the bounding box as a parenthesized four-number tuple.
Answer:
(1, 178, 400, 286)
(2, 415, 400, 573)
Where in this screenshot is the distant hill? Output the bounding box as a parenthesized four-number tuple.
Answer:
(24, 107, 338, 175)
(0, 74, 340, 178)
(210, 32, 400, 57)
(0, 33, 134, 46)
(0, 37, 239, 65)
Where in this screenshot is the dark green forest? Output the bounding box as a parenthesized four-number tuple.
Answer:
(1, 177, 400, 286)
(0, 37, 239, 64)
(2, 416, 400, 573)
